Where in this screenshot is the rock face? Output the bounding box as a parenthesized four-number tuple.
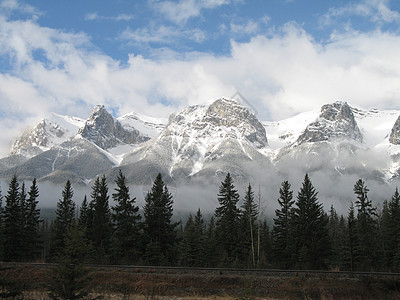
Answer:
(11, 119, 67, 157)
(78, 105, 149, 149)
(120, 98, 270, 182)
(389, 115, 400, 145)
(297, 101, 362, 144)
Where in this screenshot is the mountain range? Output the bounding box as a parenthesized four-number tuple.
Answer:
(1, 98, 400, 210)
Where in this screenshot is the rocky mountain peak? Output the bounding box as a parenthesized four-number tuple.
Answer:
(167, 98, 267, 148)
(78, 105, 149, 149)
(11, 119, 66, 157)
(297, 101, 362, 144)
(389, 115, 400, 145)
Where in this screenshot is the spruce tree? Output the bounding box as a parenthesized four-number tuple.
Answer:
(327, 205, 348, 270)
(3, 175, 24, 261)
(347, 202, 357, 271)
(48, 223, 92, 300)
(204, 216, 219, 267)
(25, 179, 41, 261)
(238, 184, 258, 267)
(179, 209, 205, 267)
(292, 173, 329, 269)
(214, 173, 241, 265)
(272, 180, 294, 268)
(143, 173, 178, 265)
(50, 180, 76, 261)
(353, 179, 378, 270)
(111, 170, 141, 264)
(78, 196, 90, 229)
(381, 188, 400, 271)
(90, 175, 112, 263)
(0, 187, 3, 261)
(193, 208, 205, 266)
(179, 214, 197, 266)
(258, 219, 272, 268)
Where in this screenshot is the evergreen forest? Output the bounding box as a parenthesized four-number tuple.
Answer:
(1, 170, 400, 272)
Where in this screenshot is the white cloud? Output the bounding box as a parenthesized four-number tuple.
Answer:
(0, 0, 42, 17)
(120, 25, 206, 44)
(84, 12, 134, 22)
(321, 0, 400, 27)
(2, 10, 400, 158)
(151, 0, 229, 24)
(230, 20, 259, 35)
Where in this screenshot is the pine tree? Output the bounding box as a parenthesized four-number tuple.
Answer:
(204, 216, 219, 267)
(347, 202, 357, 271)
(3, 175, 24, 261)
(47, 223, 92, 300)
(272, 180, 294, 268)
(0, 187, 3, 261)
(24, 179, 41, 261)
(258, 219, 272, 268)
(90, 175, 112, 263)
(78, 196, 90, 229)
(238, 184, 258, 267)
(292, 174, 329, 269)
(50, 180, 76, 261)
(143, 173, 178, 265)
(327, 205, 348, 270)
(179, 214, 197, 266)
(111, 170, 141, 264)
(193, 208, 205, 266)
(353, 179, 378, 270)
(382, 188, 400, 271)
(214, 173, 241, 265)
(179, 209, 205, 267)
(379, 200, 391, 270)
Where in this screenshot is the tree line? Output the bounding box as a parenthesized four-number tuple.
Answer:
(0, 171, 400, 271)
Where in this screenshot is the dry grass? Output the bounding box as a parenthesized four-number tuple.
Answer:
(1, 265, 400, 299)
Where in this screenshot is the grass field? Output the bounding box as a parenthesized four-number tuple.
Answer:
(1, 265, 400, 299)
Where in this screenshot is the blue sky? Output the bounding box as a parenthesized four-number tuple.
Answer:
(1, 0, 400, 157)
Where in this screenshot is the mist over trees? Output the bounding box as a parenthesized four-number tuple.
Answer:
(0, 171, 400, 272)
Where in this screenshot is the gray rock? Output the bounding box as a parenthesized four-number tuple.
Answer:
(79, 105, 149, 149)
(297, 101, 362, 144)
(389, 115, 400, 145)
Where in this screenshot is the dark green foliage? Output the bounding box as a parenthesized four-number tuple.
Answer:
(50, 180, 76, 261)
(327, 205, 349, 270)
(258, 219, 272, 268)
(90, 175, 112, 263)
(238, 184, 258, 267)
(111, 170, 141, 264)
(215, 173, 241, 265)
(179, 209, 205, 267)
(380, 188, 400, 271)
(0, 187, 3, 261)
(47, 224, 92, 300)
(3, 175, 24, 261)
(204, 215, 219, 267)
(78, 195, 90, 229)
(143, 173, 178, 265)
(353, 179, 378, 270)
(24, 178, 41, 261)
(292, 174, 330, 269)
(348, 202, 357, 271)
(272, 180, 294, 268)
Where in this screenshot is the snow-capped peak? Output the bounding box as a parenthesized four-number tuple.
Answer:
(296, 101, 362, 144)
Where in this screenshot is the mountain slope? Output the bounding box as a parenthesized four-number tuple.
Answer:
(117, 98, 271, 183)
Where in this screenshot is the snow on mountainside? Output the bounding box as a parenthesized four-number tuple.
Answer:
(11, 113, 85, 157)
(118, 112, 166, 138)
(78, 104, 150, 150)
(118, 98, 270, 182)
(3, 98, 400, 187)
